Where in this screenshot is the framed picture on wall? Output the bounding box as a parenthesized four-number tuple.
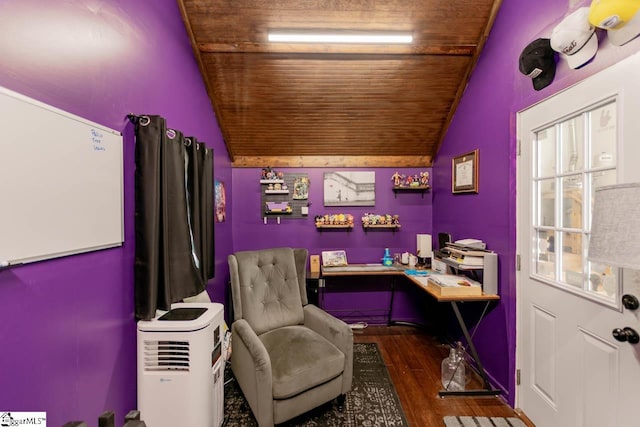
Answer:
(321, 250, 348, 267)
(323, 171, 375, 206)
(452, 149, 479, 194)
(215, 180, 226, 222)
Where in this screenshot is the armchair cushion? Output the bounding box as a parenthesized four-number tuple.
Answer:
(260, 326, 345, 399)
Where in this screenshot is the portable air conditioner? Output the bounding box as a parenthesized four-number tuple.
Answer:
(137, 302, 224, 427)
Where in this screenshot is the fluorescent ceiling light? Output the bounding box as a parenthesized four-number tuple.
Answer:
(268, 31, 413, 44)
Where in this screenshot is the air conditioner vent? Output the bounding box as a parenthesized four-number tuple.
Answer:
(143, 339, 190, 371)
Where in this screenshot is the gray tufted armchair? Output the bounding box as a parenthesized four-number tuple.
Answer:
(228, 247, 353, 426)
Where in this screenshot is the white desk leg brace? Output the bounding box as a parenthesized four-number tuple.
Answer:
(439, 301, 502, 397)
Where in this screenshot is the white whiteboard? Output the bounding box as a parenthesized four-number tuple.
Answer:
(0, 87, 124, 265)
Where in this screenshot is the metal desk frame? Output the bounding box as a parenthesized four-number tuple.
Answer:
(320, 265, 502, 398)
(403, 273, 501, 397)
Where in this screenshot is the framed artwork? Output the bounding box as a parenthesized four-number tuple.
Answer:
(293, 176, 310, 200)
(321, 250, 348, 267)
(452, 150, 479, 194)
(323, 171, 375, 206)
(215, 180, 226, 222)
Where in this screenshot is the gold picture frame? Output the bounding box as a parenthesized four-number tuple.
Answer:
(452, 149, 479, 194)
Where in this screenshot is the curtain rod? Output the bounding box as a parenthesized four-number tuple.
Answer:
(126, 113, 206, 150)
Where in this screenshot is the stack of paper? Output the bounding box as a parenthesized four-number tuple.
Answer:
(445, 242, 493, 267)
(453, 239, 487, 250)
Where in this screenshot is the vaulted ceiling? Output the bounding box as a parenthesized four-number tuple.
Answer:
(178, 0, 502, 167)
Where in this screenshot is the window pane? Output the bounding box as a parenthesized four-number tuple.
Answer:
(535, 229, 555, 280)
(561, 176, 583, 230)
(588, 260, 618, 299)
(537, 179, 555, 227)
(561, 116, 584, 173)
(560, 232, 583, 288)
(588, 170, 617, 231)
(536, 127, 556, 177)
(589, 102, 616, 169)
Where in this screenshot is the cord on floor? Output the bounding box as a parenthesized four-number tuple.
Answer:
(349, 322, 368, 330)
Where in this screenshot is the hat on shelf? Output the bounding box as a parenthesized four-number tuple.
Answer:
(550, 7, 599, 69)
(519, 38, 557, 91)
(589, 0, 640, 46)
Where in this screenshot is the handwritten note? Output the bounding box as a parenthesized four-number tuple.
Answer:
(91, 128, 106, 152)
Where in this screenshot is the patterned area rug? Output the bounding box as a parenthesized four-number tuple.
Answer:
(223, 342, 409, 426)
(443, 416, 527, 427)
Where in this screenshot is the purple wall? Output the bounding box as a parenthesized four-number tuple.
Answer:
(3, 0, 639, 420)
(0, 1, 232, 425)
(232, 167, 433, 323)
(433, 0, 640, 405)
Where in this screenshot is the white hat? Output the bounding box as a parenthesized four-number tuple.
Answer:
(589, 0, 640, 46)
(551, 7, 599, 69)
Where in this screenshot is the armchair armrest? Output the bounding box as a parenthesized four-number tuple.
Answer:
(231, 319, 274, 426)
(303, 305, 353, 393)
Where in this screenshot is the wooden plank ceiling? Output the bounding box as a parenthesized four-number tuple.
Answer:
(178, 0, 502, 167)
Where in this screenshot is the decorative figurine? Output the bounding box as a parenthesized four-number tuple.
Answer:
(392, 171, 403, 187)
(346, 214, 354, 226)
(419, 171, 430, 186)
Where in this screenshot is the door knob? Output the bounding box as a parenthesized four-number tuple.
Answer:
(612, 327, 640, 344)
(622, 294, 639, 310)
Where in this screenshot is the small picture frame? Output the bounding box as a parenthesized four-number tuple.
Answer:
(321, 250, 348, 267)
(452, 149, 479, 194)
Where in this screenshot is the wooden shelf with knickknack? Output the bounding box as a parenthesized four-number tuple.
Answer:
(391, 170, 431, 198)
(315, 213, 354, 230)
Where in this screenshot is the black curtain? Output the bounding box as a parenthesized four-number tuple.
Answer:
(133, 115, 214, 320)
(186, 136, 215, 282)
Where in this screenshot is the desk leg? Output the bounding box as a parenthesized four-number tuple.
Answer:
(387, 277, 396, 326)
(439, 301, 501, 397)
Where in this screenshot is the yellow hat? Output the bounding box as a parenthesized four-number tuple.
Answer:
(589, 0, 640, 45)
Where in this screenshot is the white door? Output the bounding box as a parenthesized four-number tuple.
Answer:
(517, 52, 640, 427)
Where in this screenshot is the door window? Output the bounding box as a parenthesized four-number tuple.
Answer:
(532, 100, 618, 303)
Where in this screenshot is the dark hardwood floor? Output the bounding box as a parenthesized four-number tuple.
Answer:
(353, 325, 535, 427)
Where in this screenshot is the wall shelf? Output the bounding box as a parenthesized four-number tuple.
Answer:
(362, 224, 401, 232)
(392, 186, 430, 198)
(260, 179, 284, 184)
(264, 190, 289, 194)
(315, 224, 353, 231)
(265, 210, 292, 215)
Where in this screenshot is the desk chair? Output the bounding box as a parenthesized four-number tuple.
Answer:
(228, 247, 353, 427)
